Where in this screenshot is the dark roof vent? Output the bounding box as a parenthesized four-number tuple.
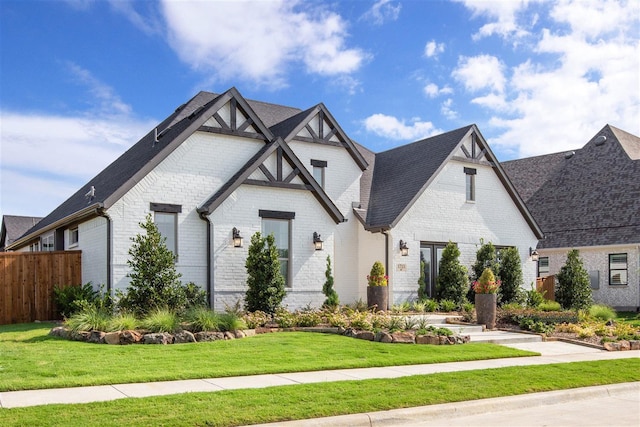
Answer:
(594, 135, 606, 146)
(564, 151, 575, 159)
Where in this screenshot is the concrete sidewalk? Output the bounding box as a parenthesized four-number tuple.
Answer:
(0, 341, 637, 409)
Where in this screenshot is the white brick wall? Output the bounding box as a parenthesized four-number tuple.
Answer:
(76, 216, 108, 290)
(390, 159, 539, 304)
(539, 245, 640, 310)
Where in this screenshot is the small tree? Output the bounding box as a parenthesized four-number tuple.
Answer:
(245, 232, 286, 314)
(436, 242, 469, 306)
(556, 249, 592, 311)
(498, 247, 523, 306)
(472, 240, 500, 281)
(120, 214, 184, 315)
(322, 255, 339, 308)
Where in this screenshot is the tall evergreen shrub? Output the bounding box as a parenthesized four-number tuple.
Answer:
(436, 242, 468, 306)
(322, 255, 339, 308)
(556, 249, 592, 311)
(245, 232, 286, 314)
(498, 247, 523, 306)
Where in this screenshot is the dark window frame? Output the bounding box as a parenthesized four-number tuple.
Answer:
(261, 214, 293, 288)
(609, 253, 628, 286)
(311, 159, 327, 189)
(464, 167, 476, 202)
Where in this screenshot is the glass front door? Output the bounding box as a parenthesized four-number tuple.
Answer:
(420, 243, 446, 298)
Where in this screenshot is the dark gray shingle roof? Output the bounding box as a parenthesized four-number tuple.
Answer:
(0, 215, 43, 250)
(365, 125, 474, 229)
(502, 124, 640, 248)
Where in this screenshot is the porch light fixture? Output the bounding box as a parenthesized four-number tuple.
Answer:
(399, 240, 409, 256)
(232, 227, 243, 248)
(530, 247, 539, 262)
(313, 232, 323, 251)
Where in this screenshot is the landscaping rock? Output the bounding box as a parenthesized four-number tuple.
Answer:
(104, 332, 121, 345)
(415, 334, 433, 345)
(619, 340, 630, 351)
(629, 340, 640, 350)
(223, 331, 235, 340)
(143, 332, 173, 345)
(375, 331, 393, 343)
(233, 330, 246, 339)
(391, 331, 415, 344)
(49, 326, 69, 339)
(120, 330, 142, 345)
(194, 331, 224, 342)
(70, 331, 90, 342)
(173, 330, 197, 344)
(604, 342, 621, 351)
(243, 329, 256, 337)
(355, 331, 375, 341)
(88, 330, 106, 344)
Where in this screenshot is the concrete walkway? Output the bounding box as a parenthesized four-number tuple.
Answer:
(0, 341, 637, 409)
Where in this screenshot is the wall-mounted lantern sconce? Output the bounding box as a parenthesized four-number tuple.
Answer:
(529, 247, 539, 262)
(313, 232, 323, 251)
(399, 240, 409, 256)
(232, 227, 243, 248)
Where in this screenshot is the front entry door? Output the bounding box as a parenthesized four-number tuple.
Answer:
(420, 243, 446, 298)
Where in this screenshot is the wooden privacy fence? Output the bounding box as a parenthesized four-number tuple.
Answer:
(536, 275, 556, 301)
(0, 251, 81, 325)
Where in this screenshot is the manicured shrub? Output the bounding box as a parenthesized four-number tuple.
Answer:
(589, 304, 616, 322)
(367, 261, 388, 286)
(498, 247, 523, 306)
(436, 242, 469, 305)
(244, 232, 286, 315)
(556, 249, 593, 311)
(417, 259, 427, 300)
(53, 282, 99, 318)
(322, 255, 339, 308)
(472, 240, 500, 282)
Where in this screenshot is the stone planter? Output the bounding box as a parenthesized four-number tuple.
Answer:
(367, 286, 388, 311)
(475, 293, 497, 329)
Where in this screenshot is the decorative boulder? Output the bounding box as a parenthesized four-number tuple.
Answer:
(88, 330, 106, 344)
(391, 331, 415, 344)
(194, 331, 224, 342)
(104, 332, 121, 345)
(355, 331, 375, 341)
(173, 330, 197, 344)
(120, 330, 143, 345)
(143, 332, 173, 345)
(375, 331, 393, 343)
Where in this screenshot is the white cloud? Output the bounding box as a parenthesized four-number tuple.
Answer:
(360, 0, 401, 25)
(441, 98, 458, 120)
(452, 55, 506, 93)
(424, 40, 445, 58)
(457, 0, 537, 41)
(423, 83, 453, 98)
(107, 0, 161, 36)
(161, 0, 367, 88)
(455, 0, 640, 158)
(363, 114, 442, 141)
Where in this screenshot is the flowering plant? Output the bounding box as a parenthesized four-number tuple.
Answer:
(472, 267, 500, 294)
(367, 261, 388, 286)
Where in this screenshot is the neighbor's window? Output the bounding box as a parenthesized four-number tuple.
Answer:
(30, 241, 41, 252)
(41, 234, 54, 251)
(260, 210, 294, 287)
(609, 253, 628, 285)
(311, 159, 327, 189)
(464, 167, 476, 202)
(538, 257, 550, 275)
(69, 227, 79, 247)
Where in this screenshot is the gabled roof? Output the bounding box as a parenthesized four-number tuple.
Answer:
(269, 103, 368, 170)
(7, 88, 302, 249)
(0, 215, 42, 250)
(363, 124, 543, 238)
(502, 124, 640, 248)
(197, 137, 346, 223)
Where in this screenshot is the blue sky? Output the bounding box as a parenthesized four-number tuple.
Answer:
(1, 0, 639, 219)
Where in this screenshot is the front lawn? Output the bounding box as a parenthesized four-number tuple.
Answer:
(0, 322, 535, 391)
(1, 359, 638, 426)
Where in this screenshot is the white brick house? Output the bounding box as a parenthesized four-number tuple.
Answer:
(8, 88, 542, 310)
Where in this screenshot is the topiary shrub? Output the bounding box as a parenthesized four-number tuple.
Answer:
(322, 255, 339, 308)
(556, 249, 593, 311)
(418, 259, 427, 300)
(244, 232, 286, 315)
(367, 261, 388, 286)
(498, 247, 523, 306)
(435, 242, 468, 306)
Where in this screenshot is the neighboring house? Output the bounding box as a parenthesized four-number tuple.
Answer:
(503, 125, 640, 311)
(0, 215, 43, 251)
(7, 87, 542, 309)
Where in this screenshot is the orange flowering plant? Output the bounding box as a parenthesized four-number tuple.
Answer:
(367, 261, 388, 286)
(472, 267, 500, 294)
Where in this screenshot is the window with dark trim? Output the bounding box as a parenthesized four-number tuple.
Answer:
(609, 253, 628, 285)
(538, 257, 550, 275)
(311, 159, 327, 188)
(260, 210, 294, 287)
(69, 227, 79, 247)
(41, 233, 54, 251)
(151, 203, 181, 259)
(419, 242, 447, 298)
(464, 167, 476, 202)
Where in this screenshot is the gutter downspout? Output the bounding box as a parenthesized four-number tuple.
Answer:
(199, 213, 213, 309)
(97, 208, 112, 297)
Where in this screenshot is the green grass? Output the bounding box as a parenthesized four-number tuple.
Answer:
(0, 359, 638, 426)
(0, 322, 535, 391)
(617, 311, 640, 327)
